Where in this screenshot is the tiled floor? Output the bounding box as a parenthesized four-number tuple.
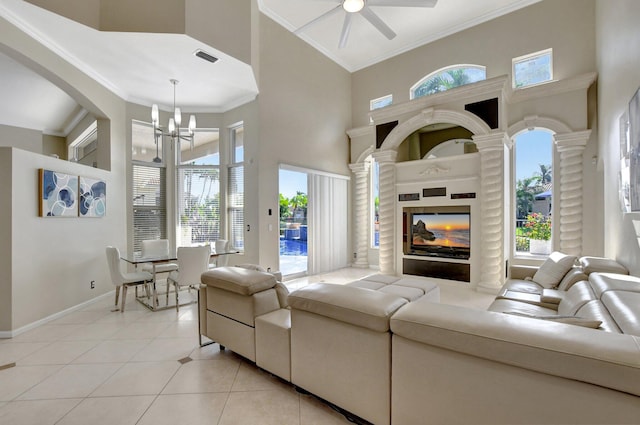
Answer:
(0, 268, 495, 425)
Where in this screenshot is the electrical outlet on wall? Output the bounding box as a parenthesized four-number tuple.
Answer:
(90, 280, 95, 289)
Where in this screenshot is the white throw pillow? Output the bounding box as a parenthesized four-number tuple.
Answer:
(531, 251, 577, 289)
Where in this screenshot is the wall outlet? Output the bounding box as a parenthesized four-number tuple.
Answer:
(90, 280, 95, 289)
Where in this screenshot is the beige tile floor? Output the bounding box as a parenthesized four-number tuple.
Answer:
(0, 268, 494, 425)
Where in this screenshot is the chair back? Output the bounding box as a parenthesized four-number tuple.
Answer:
(141, 239, 170, 258)
(105, 246, 124, 286)
(214, 240, 230, 266)
(176, 245, 211, 286)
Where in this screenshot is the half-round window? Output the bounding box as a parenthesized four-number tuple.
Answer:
(410, 65, 486, 100)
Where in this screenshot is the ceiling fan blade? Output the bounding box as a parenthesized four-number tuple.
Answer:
(338, 13, 353, 49)
(367, 0, 438, 7)
(294, 4, 343, 34)
(360, 7, 396, 40)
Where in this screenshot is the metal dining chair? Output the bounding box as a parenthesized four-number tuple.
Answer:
(214, 239, 230, 267)
(140, 239, 178, 274)
(105, 246, 153, 312)
(166, 245, 211, 311)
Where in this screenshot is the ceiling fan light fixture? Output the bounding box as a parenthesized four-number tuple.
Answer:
(343, 0, 364, 13)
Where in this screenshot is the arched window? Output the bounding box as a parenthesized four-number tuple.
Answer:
(410, 65, 486, 100)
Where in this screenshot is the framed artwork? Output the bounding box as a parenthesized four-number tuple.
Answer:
(629, 88, 640, 211)
(39, 169, 78, 217)
(79, 176, 106, 217)
(619, 111, 631, 212)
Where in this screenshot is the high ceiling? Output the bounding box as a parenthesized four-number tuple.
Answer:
(0, 0, 541, 137)
(260, 0, 542, 72)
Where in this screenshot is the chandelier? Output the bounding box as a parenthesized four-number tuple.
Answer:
(151, 79, 196, 163)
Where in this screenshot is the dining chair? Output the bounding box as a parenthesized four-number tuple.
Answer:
(166, 245, 211, 311)
(214, 239, 230, 267)
(140, 239, 178, 274)
(105, 246, 153, 312)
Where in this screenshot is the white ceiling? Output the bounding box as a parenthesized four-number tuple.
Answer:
(0, 0, 541, 137)
(260, 0, 542, 72)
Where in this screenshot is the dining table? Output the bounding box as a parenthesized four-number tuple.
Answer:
(121, 248, 238, 311)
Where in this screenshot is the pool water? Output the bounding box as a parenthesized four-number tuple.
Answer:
(280, 238, 307, 256)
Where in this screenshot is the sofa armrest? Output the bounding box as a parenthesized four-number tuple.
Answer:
(508, 265, 538, 280)
(390, 302, 640, 397)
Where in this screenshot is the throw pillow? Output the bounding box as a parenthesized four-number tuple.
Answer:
(505, 312, 602, 329)
(531, 251, 577, 289)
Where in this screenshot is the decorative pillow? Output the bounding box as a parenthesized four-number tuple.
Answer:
(506, 312, 602, 329)
(531, 251, 577, 289)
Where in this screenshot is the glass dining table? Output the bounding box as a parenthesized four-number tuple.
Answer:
(121, 249, 238, 311)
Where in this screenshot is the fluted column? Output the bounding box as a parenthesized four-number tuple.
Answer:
(349, 161, 371, 268)
(554, 131, 590, 257)
(474, 132, 509, 293)
(372, 149, 398, 275)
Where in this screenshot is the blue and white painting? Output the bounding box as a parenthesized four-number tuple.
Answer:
(79, 176, 106, 217)
(40, 169, 78, 217)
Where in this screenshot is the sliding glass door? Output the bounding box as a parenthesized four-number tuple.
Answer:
(279, 168, 308, 277)
(279, 165, 349, 278)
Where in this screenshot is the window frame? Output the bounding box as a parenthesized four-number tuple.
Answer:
(512, 48, 553, 89)
(410, 64, 486, 100)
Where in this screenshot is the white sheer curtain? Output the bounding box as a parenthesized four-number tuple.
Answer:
(307, 173, 349, 274)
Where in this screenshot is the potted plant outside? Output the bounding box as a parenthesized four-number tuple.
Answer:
(524, 213, 551, 255)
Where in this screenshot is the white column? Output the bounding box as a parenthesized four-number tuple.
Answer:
(474, 132, 509, 293)
(372, 149, 398, 275)
(554, 131, 590, 257)
(349, 161, 370, 268)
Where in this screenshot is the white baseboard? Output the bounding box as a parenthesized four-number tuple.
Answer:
(0, 290, 115, 339)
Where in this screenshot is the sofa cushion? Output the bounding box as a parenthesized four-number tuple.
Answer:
(532, 251, 577, 288)
(557, 281, 596, 316)
(500, 279, 544, 294)
(556, 267, 589, 291)
(201, 266, 277, 295)
(580, 256, 628, 276)
(504, 312, 602, 329)
(288, 283, 407, 332)
(601, 291, 640, 336)
(488, 298, 557, 316)
(589, 272, 640, 298)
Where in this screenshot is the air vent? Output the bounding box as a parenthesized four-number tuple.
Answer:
(194, 49, 218, 64)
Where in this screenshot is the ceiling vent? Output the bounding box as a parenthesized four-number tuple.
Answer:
(194, 49, 218, 64)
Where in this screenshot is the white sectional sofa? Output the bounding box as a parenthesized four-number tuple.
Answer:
(199, 257, 640, 425)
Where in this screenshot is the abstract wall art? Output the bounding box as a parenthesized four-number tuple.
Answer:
(79, 176, 106, 217)
(39, 169, 78, 217)
(630, 87, 640, 211)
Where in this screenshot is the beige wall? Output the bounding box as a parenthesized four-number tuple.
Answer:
(0, 124, 43, 154)
(0, 149, 12, 331)
(255, 14, 352, 271)
(352, 0, 596, 128)
(0, 14, 128, 333)
(350, 0, 603, 260)
(596, 0, 640, 275)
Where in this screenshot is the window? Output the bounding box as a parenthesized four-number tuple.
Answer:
(177, 129, 221, 246)
(514, 129, 553, 255)
(132, 164, 167, 253)
(132, 120, 167, 253)
(229, 124, 245, 251)
(370, 95, 392, 111)
(370, 158, 379, 248)
(411, 65, 486, 99)
(513, 49, 553, 88)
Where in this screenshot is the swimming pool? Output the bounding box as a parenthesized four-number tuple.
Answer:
(280, 238, 307, 256)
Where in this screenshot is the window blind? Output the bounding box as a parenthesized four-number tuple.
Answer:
(178, 167, 220, 245)
(228, 164, 244, 251)
(132, 164, 167, 253)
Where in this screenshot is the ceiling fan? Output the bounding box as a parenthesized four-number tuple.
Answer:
(295, 0, 438, 49)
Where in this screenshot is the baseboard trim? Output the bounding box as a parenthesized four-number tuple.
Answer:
(0, 290, 115, 339)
